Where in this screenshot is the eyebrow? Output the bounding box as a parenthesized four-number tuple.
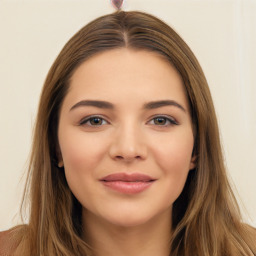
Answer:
(143, 100, 186, 112)
(70, 100, 114, 111)
(70, 99, 186, 112)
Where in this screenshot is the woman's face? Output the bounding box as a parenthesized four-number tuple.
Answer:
(58, 49, 195, 228)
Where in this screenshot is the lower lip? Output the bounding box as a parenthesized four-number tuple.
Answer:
(101, 181, 154, 194)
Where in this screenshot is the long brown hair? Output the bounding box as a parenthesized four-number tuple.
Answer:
(13, 11, 255, 255)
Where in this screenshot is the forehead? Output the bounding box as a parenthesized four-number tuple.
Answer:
(65, 48, 188, 109)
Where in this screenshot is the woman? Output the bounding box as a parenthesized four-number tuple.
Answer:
(0, 10, 255, 256)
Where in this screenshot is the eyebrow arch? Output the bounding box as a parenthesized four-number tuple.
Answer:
(143, 100, 186, 112)
(70, 99, 186, 112)
(70, 100, 114, 111)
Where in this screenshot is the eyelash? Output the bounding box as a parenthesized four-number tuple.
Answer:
(79, 115, 108, 126)
(147, 115, 178, 126)
(79, 115, 178, 128)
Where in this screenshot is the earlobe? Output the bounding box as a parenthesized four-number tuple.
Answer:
(58, 159, 64, 168)
(189, 155, 197, 170)
(56, 143, 64, 168)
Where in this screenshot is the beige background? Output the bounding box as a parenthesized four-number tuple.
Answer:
(0, 0, 255, 230)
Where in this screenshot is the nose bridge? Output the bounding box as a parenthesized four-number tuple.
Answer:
(109, 118, 147, 161)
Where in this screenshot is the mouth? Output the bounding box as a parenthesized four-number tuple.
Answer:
(99, 173, 156, 194)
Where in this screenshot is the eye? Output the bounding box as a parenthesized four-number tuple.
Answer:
(80, 116, 108, 126)
(148, 116, 178, 126)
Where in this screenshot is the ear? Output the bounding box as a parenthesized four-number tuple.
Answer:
(56, 143, 64, 168)
(189, 155, 197, 170)
(58, 159, 64, 168)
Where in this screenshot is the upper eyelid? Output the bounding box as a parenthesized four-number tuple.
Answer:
(147, 114, 177, 123)
(79, 115, 109, 125)
(78, 114, 178, 125)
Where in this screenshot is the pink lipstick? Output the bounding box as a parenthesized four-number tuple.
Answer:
(100, 173, 156, 194)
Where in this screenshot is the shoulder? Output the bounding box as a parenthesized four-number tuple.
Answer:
(0, 230, 14, 256)
(0, 229, 20, 256)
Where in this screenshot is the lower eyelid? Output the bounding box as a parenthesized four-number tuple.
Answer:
(78, 115, 178, 126)
(79, 116, 108, 126)
(148, 116, 178, 126)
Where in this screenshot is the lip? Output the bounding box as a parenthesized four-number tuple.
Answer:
(99, 173, 156, 194)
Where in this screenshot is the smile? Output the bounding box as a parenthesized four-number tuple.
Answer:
(100, 173, 156, 194)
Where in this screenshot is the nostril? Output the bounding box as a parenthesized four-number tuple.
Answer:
(108, 137, 148, 161)
(114, 155, 142, 162)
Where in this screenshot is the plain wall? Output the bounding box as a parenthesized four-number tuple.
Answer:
(0, 0, 255, 230)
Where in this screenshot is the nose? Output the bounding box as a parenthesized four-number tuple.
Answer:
(108, 123, 147, 162)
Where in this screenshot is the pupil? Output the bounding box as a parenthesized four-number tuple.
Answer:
(91, 118, 102, 125)
(155, 117, 166, 125)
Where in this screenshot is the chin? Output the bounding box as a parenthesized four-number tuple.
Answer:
(107, 215, 152, 228)
(98, 205, 172, 229)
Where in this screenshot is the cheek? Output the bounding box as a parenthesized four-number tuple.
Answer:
(58, 132, 111, 206)
(58, 131, 110, 180)
(152, 130, 194, 198)
(155, 131, 193, 168)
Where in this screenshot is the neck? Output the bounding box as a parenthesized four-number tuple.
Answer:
(82, 209, 172, 256)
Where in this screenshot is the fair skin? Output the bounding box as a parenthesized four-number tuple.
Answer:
(58, 48, 195, 256)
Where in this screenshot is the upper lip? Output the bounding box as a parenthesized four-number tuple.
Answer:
(100, 173, 156, 182)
